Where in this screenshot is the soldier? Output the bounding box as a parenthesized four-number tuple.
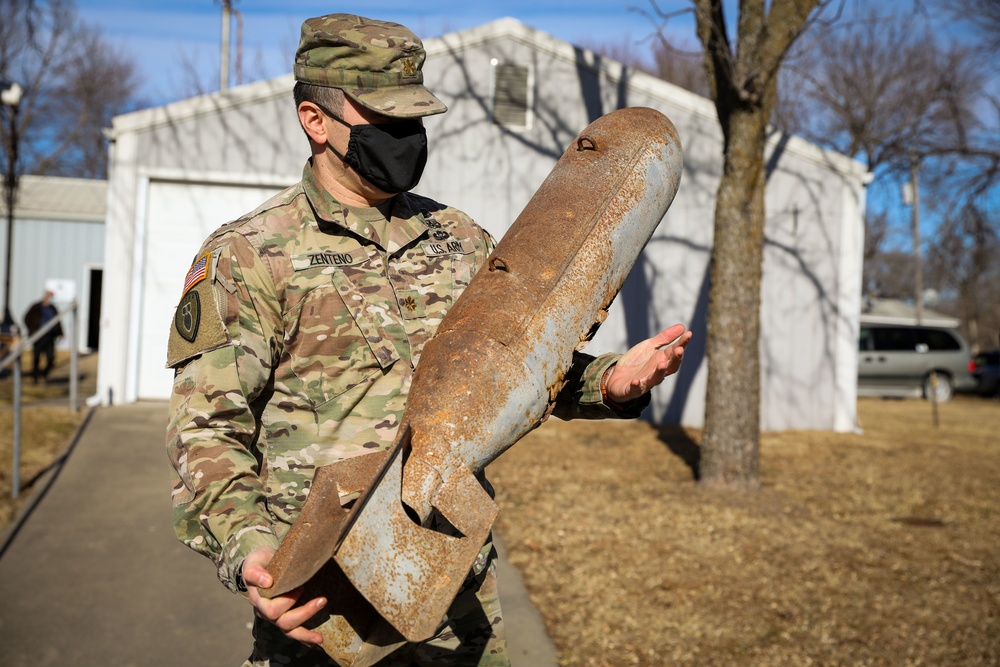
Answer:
(166, 13, 692, 667)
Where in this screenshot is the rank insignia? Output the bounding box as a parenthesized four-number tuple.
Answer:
(421, 215, 442, 229)
(402, 58, 417, 77)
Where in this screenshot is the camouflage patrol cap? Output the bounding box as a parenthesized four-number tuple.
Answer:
(294, 13, 447, 119)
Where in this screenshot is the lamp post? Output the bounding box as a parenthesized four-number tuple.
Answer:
(1, 80, 23, 333)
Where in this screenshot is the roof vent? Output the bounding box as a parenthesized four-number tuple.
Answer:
(491, 60, 532, 129)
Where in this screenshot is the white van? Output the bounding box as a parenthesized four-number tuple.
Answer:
(858, 323, 977, 402)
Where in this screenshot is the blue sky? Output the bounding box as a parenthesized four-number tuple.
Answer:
(76, 1, 696, 104)
(73, 1, 995, 251)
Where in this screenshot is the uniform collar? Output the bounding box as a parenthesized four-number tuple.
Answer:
(384, 194, 434, 255)
(301, 160, 428, 254)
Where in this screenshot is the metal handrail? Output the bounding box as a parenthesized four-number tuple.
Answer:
(1, 301, 78, 498)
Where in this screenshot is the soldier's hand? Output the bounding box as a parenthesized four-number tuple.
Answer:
(604, 323, 692, 404)
(243, 547, 327, 647)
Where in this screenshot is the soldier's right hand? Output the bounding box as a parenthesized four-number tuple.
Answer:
(243, 546, 327, 647)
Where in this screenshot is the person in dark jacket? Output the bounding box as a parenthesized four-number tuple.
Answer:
(23, 290, 62, 383)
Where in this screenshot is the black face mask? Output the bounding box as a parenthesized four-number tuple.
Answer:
(322, 106, 428, 194)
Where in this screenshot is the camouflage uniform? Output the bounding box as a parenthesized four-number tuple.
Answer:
(166, 12, 646, 667)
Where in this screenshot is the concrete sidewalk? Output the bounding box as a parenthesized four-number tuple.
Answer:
(0, 402, 558, 666)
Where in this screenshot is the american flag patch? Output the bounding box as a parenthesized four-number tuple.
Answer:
(183, 253, 209, 295)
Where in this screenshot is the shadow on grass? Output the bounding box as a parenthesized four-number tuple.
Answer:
(0, 407, 96, 560)
(0, 352, 97, 405)
(655, 424, 701, 481)
(32, 374, 83, 387)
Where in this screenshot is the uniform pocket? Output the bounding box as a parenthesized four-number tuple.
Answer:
(284, 281, 399, 406)
(395, 254, 465, 366)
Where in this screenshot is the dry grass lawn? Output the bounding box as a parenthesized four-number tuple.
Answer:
(491, 397, 1000, 666)
(1, 365, 996, 665)
(0, 350, 92, 529)
(0, 407, 86, 528)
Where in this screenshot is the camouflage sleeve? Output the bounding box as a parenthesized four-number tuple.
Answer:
(480, 224, 498, 257)
(165, 232, 281, 593)
(552, 351, 650, 420)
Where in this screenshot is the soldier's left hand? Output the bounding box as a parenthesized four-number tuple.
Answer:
(604, 323, 692, 404)
(243, 547, 327, 647)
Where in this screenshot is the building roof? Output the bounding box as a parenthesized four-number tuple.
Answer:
(860, 297, 960, 327)
(0, 174, 107, 223)
(429, 18, 867, 178)
(109, 17, 867, 183)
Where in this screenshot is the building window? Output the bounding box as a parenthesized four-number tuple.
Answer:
(490, 59, 532, 129)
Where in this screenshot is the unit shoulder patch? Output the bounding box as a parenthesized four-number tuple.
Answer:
(166, 252, 231, 368)
(175, 290, 201, 342)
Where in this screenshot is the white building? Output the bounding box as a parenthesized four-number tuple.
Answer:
(100, 18, 867, 431)
(0, 174, 106, 350)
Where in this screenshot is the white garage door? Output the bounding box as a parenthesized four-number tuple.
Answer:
(136, 180, 287, 399)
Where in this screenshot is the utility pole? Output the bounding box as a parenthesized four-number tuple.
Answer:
(220, 0, 232, 91)
(1, 80, 23, 333)
(234, 4, 244, 87)
(910, 150, 923, 326)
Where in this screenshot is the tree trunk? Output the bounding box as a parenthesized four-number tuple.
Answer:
(688, 0, 820, 490)
(700, 105, 768, 490)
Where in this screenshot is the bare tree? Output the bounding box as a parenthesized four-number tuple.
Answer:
(641, 0, 828, 489)
(170, 41, 282, 101)
(785, 6, 1000, 340)
(861, 211, 889, 294)
(790, 5, 1000, 211)
(926, 205, 1000, 351)
(942, 0, 1000, 54)
(787, 10, 990, 177)
(651, 39, 711, 98)
(577, 35, 655, 73)
(865, 249, 921, 302)
(580, 34, 710, 97)
(0, 0, 141, 179)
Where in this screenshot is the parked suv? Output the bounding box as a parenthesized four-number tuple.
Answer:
(972, 350, 1000, 397)
(858, 323, 977, 402)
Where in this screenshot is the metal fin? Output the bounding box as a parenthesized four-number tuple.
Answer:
(334, 434, 499, 642)
(263, 447, 392, 598)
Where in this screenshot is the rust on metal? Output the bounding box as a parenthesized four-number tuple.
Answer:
(264, 106, 683, 662)
(297, 560, 405, 665)
(263, 447, 393, 598)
